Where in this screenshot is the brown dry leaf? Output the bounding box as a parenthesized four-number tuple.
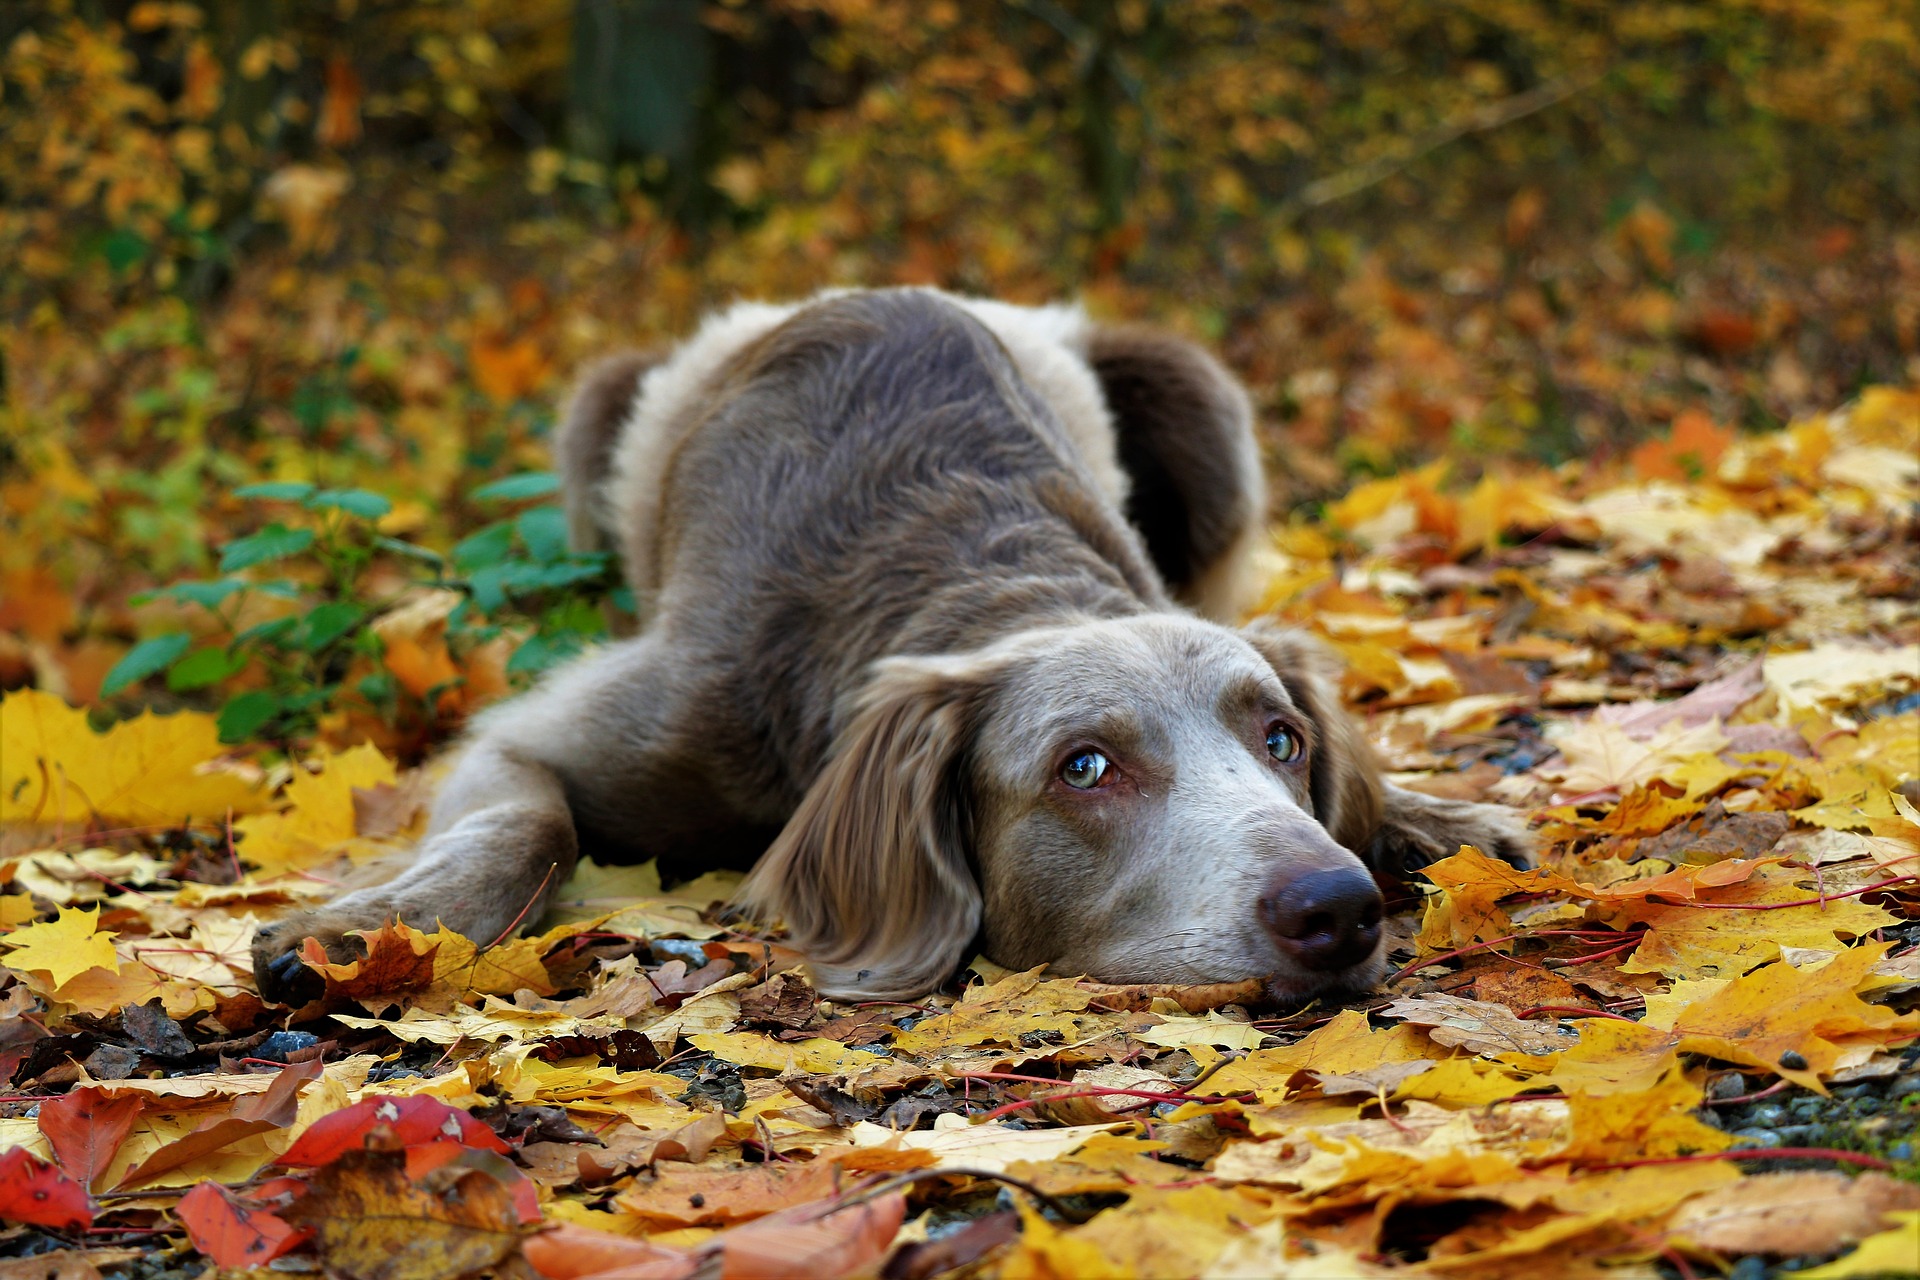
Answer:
(1669, 1171, 1920, 1256)
(1595, 657, 1765, 736)
(1198, 1010, 1434, 1102)
(296, 920, 440, 1006)
(283, 1147, 534, 1280)
(614, 1159, 840, 1228)
(113, 1058, 317, 1189)
(1379, 993, 1576, 1056)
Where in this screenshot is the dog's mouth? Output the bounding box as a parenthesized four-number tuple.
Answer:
(1258, 949, 1390, 1008)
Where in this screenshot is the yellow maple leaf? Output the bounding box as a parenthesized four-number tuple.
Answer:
(1559, 1066, 1730, 1163)
(1, 689, 266, 826)
(689, 1030, 881, 1074)
(1612, 867, 1895, 980)
(1655, 943, 1920, 1091)
(1797, 1211, 1920, 1279)
(234, 743, 397, 875)
(0, 904, 121, 986)
(891, 967, 1117, 1055)
(1200, 1010, 1432, 1104)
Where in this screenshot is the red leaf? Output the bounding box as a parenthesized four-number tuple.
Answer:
(176, 1181, 309, 1267)
(277, 1096, 509, 1167)
(0, 1147, 93, 1230)
(38, 1086, 145, 1190)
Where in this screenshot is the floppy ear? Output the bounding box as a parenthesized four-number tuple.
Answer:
(1239, 622, 1385, 854)
(1085, 324, 1264, 619)
(736, 657, 989, 1000)
(1241, 621, 1537, 873)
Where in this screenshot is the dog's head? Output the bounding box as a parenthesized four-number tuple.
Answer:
(739, 615, 1394, 1001)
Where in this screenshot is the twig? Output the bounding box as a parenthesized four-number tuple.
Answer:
(482, 862, 557, 949)
(1513, 1005, 1638, 1023)
(1272, 71, 1605, 227)
(1656, 877, 1915, 910)
(1705, 1079, 1791, 1108)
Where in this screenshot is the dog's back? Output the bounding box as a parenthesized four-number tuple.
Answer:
(590, 292, 1167, 783)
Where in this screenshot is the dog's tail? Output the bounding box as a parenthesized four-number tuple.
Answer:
(552, 350, 661, 555)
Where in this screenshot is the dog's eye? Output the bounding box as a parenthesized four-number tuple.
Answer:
(1060, 750, 1110, 789)
(1266, 725, 1303, 763)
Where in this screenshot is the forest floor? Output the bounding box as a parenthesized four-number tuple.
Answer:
(2, 384, 1917, 1278)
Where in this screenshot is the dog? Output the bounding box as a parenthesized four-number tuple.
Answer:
(253, 288, 1531, 1004)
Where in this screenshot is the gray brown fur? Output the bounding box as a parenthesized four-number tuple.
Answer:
(252, 288, 1531, 1004)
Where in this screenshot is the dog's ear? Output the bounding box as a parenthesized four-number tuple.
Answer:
(1085, 325, 1264, 619)
(553, 349, 661, 554)
(737, 656, 991, 1000)
(1239, 622, 1385, 854)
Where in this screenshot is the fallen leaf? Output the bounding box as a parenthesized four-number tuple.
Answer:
(36, 1086, 144, 1190)
(0, 1147, 91, 1230)
(281, 1146, 535, 1280)
(236, 744, 399, 876)
(0, 690, 265, 825)
(279, 1095, 509, 1167)
(175, 1181, 309, 1268)
(1380, 994, 1576, 1056)
(1669, 1171, 1920, 1256)
(1796, 1211, 1920, 1279)
(1, 905, 121, 987)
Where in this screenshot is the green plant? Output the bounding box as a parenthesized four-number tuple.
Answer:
(100, 474, 620, 745)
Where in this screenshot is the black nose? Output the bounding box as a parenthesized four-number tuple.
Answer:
(1260, 867, 1384, 972)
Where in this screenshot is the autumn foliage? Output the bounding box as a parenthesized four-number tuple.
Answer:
(4, 1, 1920, 1277)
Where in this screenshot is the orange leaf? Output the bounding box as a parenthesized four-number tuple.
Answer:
(176, 1182, 309, 1268)
(37, 1087, 144, 1191)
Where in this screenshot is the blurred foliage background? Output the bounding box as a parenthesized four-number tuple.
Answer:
(3, 0, 1917, 751)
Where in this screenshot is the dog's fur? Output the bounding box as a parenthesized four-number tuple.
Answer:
(252, 289, 1531, 1003)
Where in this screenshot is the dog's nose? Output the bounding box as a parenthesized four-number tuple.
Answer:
(1260, 867, 1384, 971)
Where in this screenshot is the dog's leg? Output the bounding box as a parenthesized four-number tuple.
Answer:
(251, 741, 579, 1002)
(251, 636, 706, 1003)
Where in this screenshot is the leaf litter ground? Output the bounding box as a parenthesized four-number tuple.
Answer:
(2, 390, 1918, 1278)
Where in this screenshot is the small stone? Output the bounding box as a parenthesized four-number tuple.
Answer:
(1779, 1049, 1810, 1071)
(1730, 1128, 1783, 1148)
(1889, 1074, 1920, 1100)
(1789, 1097, 1823, 1120)
(1707, 1073, 1751, 1101)
(1833, 1081, 1879, 1099)
(254, 1030, 320, 1062)
(1852, 1098, 1882, 1115)
(1773, 1124, 1822, 1147)
(1695, 1108, 1726, 1130)
(1747, 1102, 1791, 1127)
(1890, 1141, 1913, 1160)
(1728, 1257, 1768, 1280)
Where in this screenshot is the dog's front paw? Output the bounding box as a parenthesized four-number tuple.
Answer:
(251, 909, 380, 1006)
(1369, 787, 1536, 877)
